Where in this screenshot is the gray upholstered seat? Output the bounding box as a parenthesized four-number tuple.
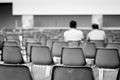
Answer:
(61, 47, 86, 66)
(95, 48, 120, 68)
(31, 46, 54, 80)
(0, 64, 33, 80)
(80, 43, 96, 58)
(3, 46, 24, 64)
(51, 66, 95, 80)
(107, 43, 120, 56)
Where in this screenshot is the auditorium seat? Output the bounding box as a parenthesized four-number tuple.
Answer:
(90, 40, 106, 48)
(52, 42, 68, 64)
(26, 42, 41, 62)
(4, 41, 18, 46)
(107, 43, 120, 56)
(0, 64, 33, 80)
(0, 35, 4, 50)
(0, 35, 4, 61)
(80, 43, 96, 65)
(46, 39, 58, 50)
(58, 37, 64, 42)
(2, 46, 24, 64)
(31, 46, 54, 80)
(68, 41, 81, 47)
(40, 37, 48, 45)
(95, 48, 120, 80)
(51, 66, 95, 80)
(61, 47, 86, 66)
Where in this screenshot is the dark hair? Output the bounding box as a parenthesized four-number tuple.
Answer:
(92, 24, 99, 29)
(69, 20, 77, 28)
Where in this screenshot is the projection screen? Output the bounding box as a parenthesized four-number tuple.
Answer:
(13, 0, 120, 15)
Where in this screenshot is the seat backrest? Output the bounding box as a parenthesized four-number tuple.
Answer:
(61, 47, 86, 66)
(58, 37, 64, 42)
(31, 46, 53, 65)
(52, 42, 68, 57)
(40, 37, 47, 45)
(26, 42, 41, 56)
(46, 39, 58, 50)
(95, 48, 120, 69)
(51, 66, 94, 80)
(0, 35, 4, 50)
(3, 46, 24, 64)
(0, 64, 33, 80)
(68, 41, 81, 47)
(80, 43, 96, 58)
(4, 41, 18, 46)
(107, 43, 120, 55)
(90, 40, 105, 48)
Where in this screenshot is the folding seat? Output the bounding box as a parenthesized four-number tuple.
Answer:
(2, 46, 24, 64)
(40, 37, 48, 45)
(95, 48, 120, 80)
(0, 35, 4, 60)
(67, 41, 81, 47)
(31, 46, 54, 80)
(80, 43, 96, 65)
(52, 42, 68, 64)
(58, 37, 64, 42)
(25, 42, 41, 62)
(46, 39, 58, 50)
(4, 41, 18, 46)
(51, 66, 95, 80)
(90, 40, 106, 48)
(26, 42, 41, 56)
(107, 43, 120, 56)
(0, 35, 4, 50)
(0, 64, 33, 80)
(61, 47, 86, 66)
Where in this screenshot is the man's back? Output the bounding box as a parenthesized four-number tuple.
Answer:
(87, 29, 106, 40)
(64, 29, 84, 42)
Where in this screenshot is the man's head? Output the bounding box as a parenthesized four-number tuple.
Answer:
(69, 20, 77, 29)
(92, 24, 99, 29)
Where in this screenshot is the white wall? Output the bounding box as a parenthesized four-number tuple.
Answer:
(12, 0, 120, 15)
(0, 0, 12, 2)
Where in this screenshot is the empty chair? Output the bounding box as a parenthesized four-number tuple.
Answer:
(80, 43, 96, 65)
(0, 35, 4, 60)
(0, 64, 33, 80)
(90, 40, 106, 48)
(26, 42, 41, 56)
(107, 43, 120, 56)
(46, 39, 58, 50)
(31, 46, 54, 80)
(61, 47, 86, 66)
(4, 41, 18, 46)
(40, 37, 48, 45)
(58, 37, 64, 42)
(95, 48, 120, 68)
(26, 42, 41, 62)
(2, 46, 24, 64)
(80, 43, 96, 58)
(68, 41, 81, 47)
(52, 42, 68, 64)
(95, 48, 120, 80)
(51, 66, 95, 80)
(0, 35, 4, 50)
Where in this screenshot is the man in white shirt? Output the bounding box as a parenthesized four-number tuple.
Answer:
(86, 24, 106, 42)
(64, 20, 84, 42)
